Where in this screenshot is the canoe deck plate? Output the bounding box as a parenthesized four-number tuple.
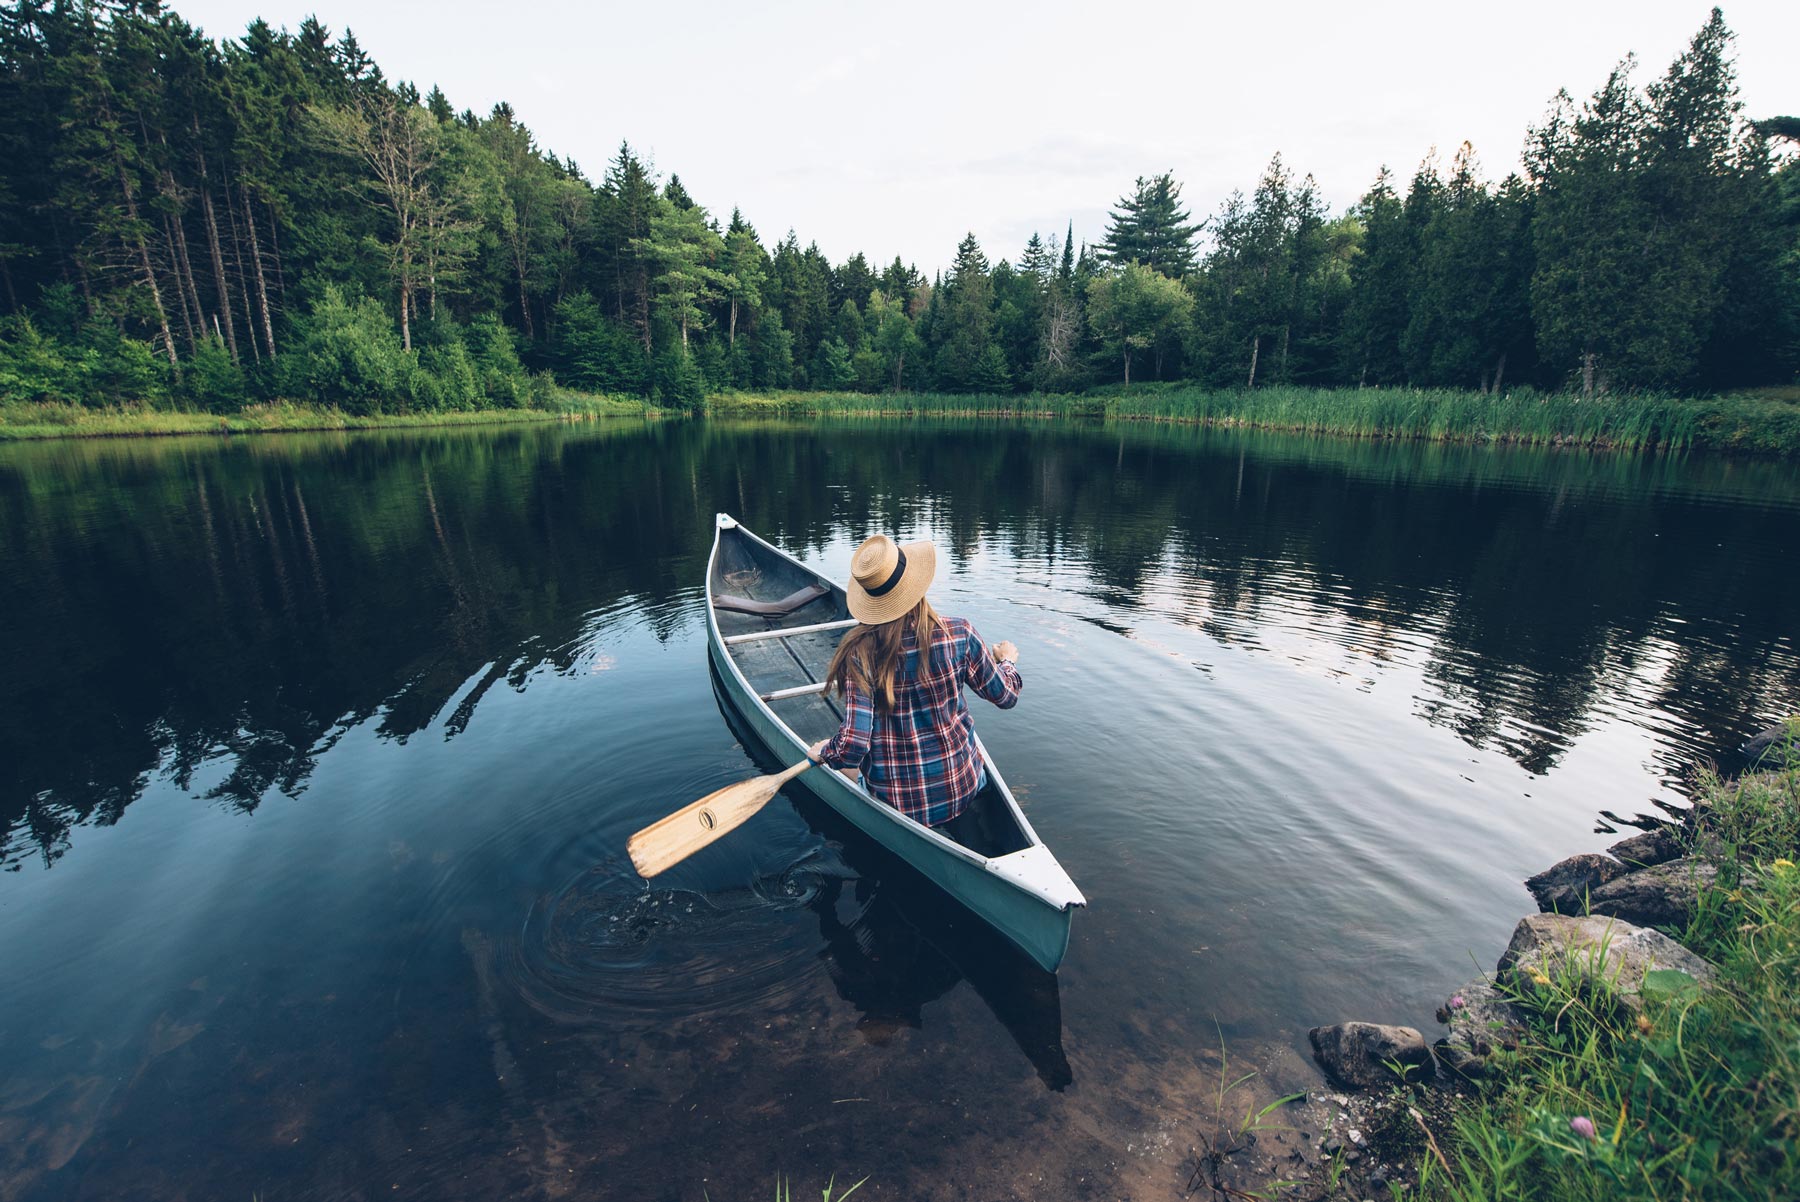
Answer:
(984, 845, 1087, 909)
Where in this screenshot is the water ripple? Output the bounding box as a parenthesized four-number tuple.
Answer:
(500, 848, 855, 1024)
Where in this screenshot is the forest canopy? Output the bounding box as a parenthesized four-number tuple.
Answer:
(0, 1, 1795, 413)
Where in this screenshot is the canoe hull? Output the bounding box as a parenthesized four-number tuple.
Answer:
(704, 515, 1082, 973)
(707, 639, 1075, 972)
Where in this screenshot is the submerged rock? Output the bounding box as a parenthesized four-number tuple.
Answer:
(1498, 913, 1713, 1012)
(1606, 827, 1685, 869)
(1525, 854, 1627, 913)
(1433, 977, 1525, 1077)
(1308, 1022, 1435, 1089)
(1587, 858, 1716, 928)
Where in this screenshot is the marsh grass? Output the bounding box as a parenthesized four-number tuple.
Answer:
(1417, 727, 1800, 1201)
(11, 384, 1799, 453)
(707, 385, 1800, 454)
(0, 390, 658, 440)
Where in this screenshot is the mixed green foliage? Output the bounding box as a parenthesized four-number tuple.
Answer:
(1419, 724, 1800, 1202)
(0, 4, 1795, 422)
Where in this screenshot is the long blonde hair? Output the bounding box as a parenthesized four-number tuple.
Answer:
(826, 598, 943, 716)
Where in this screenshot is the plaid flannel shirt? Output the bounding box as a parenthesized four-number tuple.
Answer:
(817, 616, 1022, 827)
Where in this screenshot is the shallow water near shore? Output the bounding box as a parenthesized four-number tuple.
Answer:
(2, 418, 1798, 1200)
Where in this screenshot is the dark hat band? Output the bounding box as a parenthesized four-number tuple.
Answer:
(863, 548, 908, 597)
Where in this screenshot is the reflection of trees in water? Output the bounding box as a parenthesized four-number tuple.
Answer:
(4, 421, 1798, 868)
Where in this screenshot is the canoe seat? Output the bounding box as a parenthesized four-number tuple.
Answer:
(712, 583, 830, 617)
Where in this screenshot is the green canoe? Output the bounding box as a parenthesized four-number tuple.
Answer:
(706, 513, 1085, 972)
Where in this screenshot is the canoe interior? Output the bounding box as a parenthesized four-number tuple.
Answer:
(711, 526, 1031, 860)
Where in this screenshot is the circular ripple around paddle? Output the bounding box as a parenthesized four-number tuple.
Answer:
(502, 851, 851, 1024)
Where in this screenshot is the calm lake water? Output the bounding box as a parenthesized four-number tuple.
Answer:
(2, 419, 1797, 1200)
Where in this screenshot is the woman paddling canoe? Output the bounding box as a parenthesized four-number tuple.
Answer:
(807, 533, 1022, 851)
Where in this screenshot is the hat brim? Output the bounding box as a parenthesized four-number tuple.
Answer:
(846, 540, 937, 624)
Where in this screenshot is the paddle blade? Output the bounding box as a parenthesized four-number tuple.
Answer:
(627, 760, 812, 878)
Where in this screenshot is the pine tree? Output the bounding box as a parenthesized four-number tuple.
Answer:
(1017, 232, 1052, 281)
(1099, 172, 1201, 276)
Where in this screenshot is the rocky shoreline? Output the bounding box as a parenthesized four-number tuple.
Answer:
(1259, 728, 1794, 1202)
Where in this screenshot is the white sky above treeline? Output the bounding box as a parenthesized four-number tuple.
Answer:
(175, 0, 1800, 275)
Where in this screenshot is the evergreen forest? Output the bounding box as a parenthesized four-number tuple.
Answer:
(1, 1, 1795, 416)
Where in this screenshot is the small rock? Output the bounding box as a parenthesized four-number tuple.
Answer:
(1435, 977, 1525, 1074)
(1499, 913, 1714, 1012)
(1322, 1137, 1342, 1155)
(1587, 858, 1716, 928)
(1308, 1022, 1436, 1088)
(1433, 1038, 1488, 1079)
(1369, 1168, 1389, 1189)
(1525, 853, 1627, 913)
(1606, 827, 1684, 869)
(1347, 1128, 1366, 1147)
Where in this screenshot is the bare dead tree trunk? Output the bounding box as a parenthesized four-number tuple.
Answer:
(728, 296, 737, 349)
(1247, 335, 1261, 389)
(265, 203, 285, 302)
(161, 213, 200, 352)
(1581, 349, 1595, 398)
(172, 213, 207, 351)
(514, 250, 534, 341)
(222, 181, 260, 364)
(192, 128, 240, 361)
(1277, 324, 1290, 380)
(113, 152, 177, 371)
(241, 182, 277, 359)
(635, 266, 651, 353)
(1123, 349, 1131, 386)
(399, 245, 412, 351)
(1492, 350, 1507, 395)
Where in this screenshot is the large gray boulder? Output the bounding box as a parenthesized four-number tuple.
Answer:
(1433, 977, 1526, 1078)
(1525, 854, 1628, 913)
(1587, 858, 1716, 928)
(1308, 1022, 1435, 1088)
(1606, 827, 1685, 869)
(1498, 913, 1713, 1013)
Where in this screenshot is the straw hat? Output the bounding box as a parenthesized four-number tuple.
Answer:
(846, 534, 938, 624)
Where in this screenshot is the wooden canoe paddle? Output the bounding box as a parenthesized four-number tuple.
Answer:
(627, 759, 815, 877)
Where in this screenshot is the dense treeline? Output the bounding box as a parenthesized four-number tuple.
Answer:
(0, 2, 1795, 415)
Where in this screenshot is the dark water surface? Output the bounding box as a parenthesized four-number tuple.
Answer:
(2, 419, 1797, 1200)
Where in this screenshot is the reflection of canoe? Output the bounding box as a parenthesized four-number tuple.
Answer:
(706, 514, 1085, 972)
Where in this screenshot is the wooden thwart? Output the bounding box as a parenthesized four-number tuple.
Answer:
(722, 617, 859, 645)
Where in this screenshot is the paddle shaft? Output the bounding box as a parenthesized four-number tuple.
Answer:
(627, 757, 815, 878)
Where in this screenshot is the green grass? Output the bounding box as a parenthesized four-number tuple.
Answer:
(1416, 721, 1800, 1201)
(705, 389, 1103, 418)
(709, 384, 1800, 455)
(0, 390, 660, 440)
(11, 383, 1800, 454)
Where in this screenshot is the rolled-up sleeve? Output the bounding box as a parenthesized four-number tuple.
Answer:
(961, 625, 1022, 710)
(818, 675, 874, 769)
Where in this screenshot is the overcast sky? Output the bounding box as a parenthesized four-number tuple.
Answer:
(175, 0, 1799, 274)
